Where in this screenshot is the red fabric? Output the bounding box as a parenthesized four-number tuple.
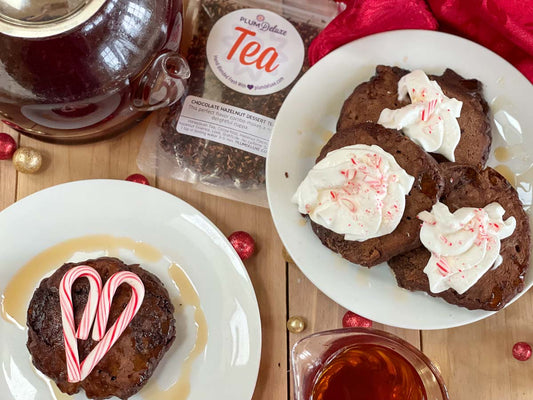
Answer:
(428, 0, 533, 82)
(309, 0, 533, 83)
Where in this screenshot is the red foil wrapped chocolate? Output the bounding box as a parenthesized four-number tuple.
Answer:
(0, 133, 17, 160)
(228, 231, 256, 261)
(512, 342, 532, 361)
(342, 311, 373, 328)
(126, 174, 150, 185)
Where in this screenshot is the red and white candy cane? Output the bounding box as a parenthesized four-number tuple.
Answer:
(59, 266, 103, 383)
(79, 271, 145, 381)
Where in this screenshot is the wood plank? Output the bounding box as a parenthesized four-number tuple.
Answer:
(422, 292, 533, 400)
(0, 124, 18, 210)
(155, 177, 288, 400)
(176, 2, 288, 395)
(15, 118, 152, 199)
(287, 260, 421, 345)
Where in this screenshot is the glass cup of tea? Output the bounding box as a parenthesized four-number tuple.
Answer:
(291, 328, 449, 400)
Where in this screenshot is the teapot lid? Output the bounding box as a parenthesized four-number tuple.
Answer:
(0, 0, 106, 38)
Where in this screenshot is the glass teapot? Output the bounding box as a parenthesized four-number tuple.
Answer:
(0, 0, 190, 143)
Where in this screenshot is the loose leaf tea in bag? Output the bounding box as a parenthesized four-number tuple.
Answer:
(138, 0, 336, 206)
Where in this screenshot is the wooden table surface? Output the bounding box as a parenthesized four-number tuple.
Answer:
(1, 118, 533, 400)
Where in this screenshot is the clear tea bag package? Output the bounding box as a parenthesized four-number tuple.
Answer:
(138, 0, 337, 206)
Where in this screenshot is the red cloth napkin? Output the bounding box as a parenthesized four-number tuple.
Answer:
(309, 0, 533, 83)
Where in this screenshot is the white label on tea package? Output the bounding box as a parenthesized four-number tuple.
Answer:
(206, 8, 304, 95)
(176, 96, 274, 157)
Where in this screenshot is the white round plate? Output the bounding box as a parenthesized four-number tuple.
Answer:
(0, 180, 261, 399)
(266, 30, 533, 330)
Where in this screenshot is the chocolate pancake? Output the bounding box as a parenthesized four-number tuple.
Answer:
(309, 122, 444, 267)
(337, 65, 491, 167)
(388, 164, 530, 311)
(27, 257, 176, 400)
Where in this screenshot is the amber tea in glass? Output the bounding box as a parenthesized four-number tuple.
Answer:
(291, 328, 448, 400)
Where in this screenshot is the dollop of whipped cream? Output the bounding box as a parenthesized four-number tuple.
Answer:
(377, 70, 463, 161)
(418, 202, 516, 294)
(292, 144, 414, 241)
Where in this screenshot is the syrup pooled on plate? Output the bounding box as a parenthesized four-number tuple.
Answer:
(311, 344, 427, 400)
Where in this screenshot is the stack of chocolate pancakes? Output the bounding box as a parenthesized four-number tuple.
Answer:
(297, 65, 530, 311)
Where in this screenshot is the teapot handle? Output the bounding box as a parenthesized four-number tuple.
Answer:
(131, 51, 190, 111)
